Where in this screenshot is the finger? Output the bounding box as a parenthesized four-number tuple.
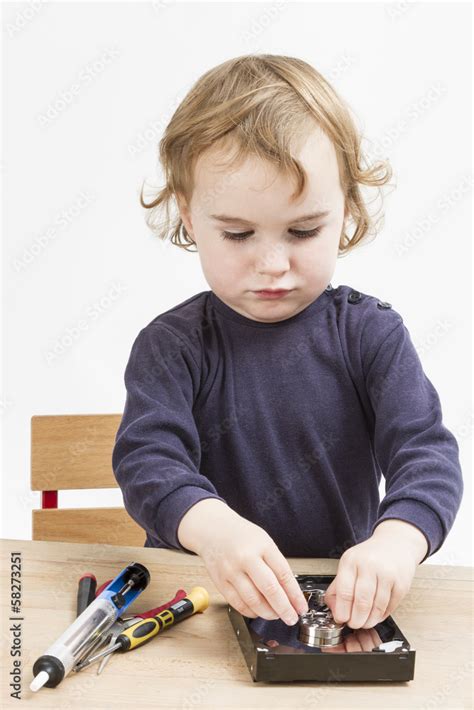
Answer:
(245, 557, 300, 625)
(263, 546, 309, 616)
(363, 578, 393, 628)
(230, 572, 279, 620)
(325, 579, 336, 596)
(218, 578, 259, 619)
(349, 569, 377, 628)
(383, 582, 406, 618)
(324, 579, 338, 616)
(332, 559, 357, 624)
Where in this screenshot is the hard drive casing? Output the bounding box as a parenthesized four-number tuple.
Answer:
(227, 574, 415, 683)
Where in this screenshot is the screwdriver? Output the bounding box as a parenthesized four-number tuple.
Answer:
(76, 573, 97, 616)
(74, 586, 209, 672)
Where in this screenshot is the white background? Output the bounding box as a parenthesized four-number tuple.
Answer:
(2, 1, 472, 565)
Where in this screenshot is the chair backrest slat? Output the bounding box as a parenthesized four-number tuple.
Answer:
(31, 414, 122, 491)
(33, 507, 145, 546)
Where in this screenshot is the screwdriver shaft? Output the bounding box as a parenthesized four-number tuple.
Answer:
(75, 641, 121, 671)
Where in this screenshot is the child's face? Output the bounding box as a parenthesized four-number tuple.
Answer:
(178, 126, 347, 323)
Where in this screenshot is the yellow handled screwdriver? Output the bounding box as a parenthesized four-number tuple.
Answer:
(74, 586, 209, 672)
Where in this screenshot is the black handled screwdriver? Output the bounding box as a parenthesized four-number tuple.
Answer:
(76, 573, 97, 617)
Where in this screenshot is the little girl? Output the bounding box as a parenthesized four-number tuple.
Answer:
(112, 54, 463, 630)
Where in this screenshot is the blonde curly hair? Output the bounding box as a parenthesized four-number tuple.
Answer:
(140, 53, 393, 255)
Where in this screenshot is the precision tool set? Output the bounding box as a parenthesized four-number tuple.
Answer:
(29, 562, 209, 692)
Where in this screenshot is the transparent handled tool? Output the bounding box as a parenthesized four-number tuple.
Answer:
(30, 562, 150, 692)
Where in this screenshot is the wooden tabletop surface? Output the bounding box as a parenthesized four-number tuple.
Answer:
(1, 539, 472, 709)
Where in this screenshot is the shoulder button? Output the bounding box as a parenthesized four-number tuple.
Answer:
(377, 300, 392, 309)
(347, 290, 362, 304)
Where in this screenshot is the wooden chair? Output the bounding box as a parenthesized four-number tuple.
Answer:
(31, 414, 146, 546)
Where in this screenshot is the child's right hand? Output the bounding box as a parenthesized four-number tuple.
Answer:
(177, 499, 309, 625)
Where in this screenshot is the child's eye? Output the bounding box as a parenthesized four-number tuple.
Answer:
(220, 227, 322, 242)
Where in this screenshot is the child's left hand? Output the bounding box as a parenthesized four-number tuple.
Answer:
(324, 519, 428, 629)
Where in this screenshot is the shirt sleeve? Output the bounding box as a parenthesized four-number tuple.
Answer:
(112, 324, 228, 552)
(362, 311, 463, 562)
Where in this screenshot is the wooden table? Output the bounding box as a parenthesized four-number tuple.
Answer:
(1, 539, 472, 708)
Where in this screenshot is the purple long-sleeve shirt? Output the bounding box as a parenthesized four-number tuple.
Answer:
(112, 283, 463, 561)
